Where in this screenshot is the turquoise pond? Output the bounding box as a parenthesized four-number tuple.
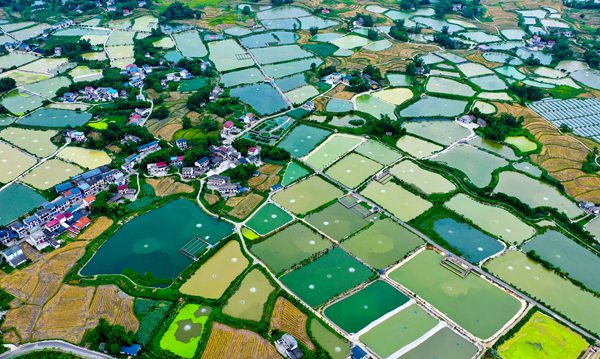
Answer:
(326, 98, 353, 113)
(277, 124, 331, 157)
(17, 108, 92, 128)
(81, 200, 233, 281)
(432, 218, 504, 263)
(0, 183, 45, 226)
(230, 83, 289, 115)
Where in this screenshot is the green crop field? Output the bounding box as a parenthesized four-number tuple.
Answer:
(160, 304, 210, 358)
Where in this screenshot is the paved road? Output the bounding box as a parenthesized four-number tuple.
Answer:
(0, 340, 113, 359)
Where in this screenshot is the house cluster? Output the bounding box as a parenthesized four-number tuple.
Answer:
(122, 63, 152, 88)
(274, 334, 303, 359)
(160, 68, 196, 88)
(457, 114, 487, 127)
(62, 86, 128, 103)
(51, 19, 75, 31)
(580, 202, 600, 215)
(206, 175, 242, 197)
(209, 86, 224, 102)
(122, 140, 161, 172)
(179, 141, 261, 181)
(128, 107, 151, 125)
(527, 35, 557, 51)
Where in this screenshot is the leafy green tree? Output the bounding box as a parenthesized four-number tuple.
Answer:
(241, 5, 251, 15)
(309, 26, 319, 35)
(152, 106, 169, 120)
(162, 2, 197, 20)
(0, 77, 16, 92)
(367, 28, 379, 40)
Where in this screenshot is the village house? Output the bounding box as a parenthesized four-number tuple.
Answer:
(147, 162, 168, 176)
(121, 134, 142, 145)
(182, 167, 202, 179)
(137, 140, 161, 155)
(170, 155, 184, 168)
(240, 113, 257, 125)
(65, 130, 86, 143)
(194, 156, 210, 171)
(206, 175, 242, 197)
(209, 86, 224, 102)
(1, 245, 28, 268)
(176, 138, 188, 150)
(122, 153, 140, 172)
(275, 334, 303, 359)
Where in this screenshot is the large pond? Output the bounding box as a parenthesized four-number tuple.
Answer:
(173, 30, 207, 58)
(433, 145, 508, 187)
(390, 160, 456, 195)
(0, 183, 45, 226)
(230, 83, 289, 115)
(522, 230, 600, 293)
(426, 77, 475, 97)
(400, 96, 468, 118)
(400, 327, 478, 359)
(220, 67, 264, 87)
(470, 74, 507, 91)
(404, 119, 470, 146)
(354, 94, 397, 119)
(81, 200, 233, 282)
(277, 124, 331, 157)
(432, 217, 504, 263)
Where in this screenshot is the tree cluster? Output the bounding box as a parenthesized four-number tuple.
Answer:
(226, 164, 258, 182)
(363, 115, 406, 139)
(83, 318, 135, 356)
(162, 2, 199, 20)
(0, 77, 16, 93)
(582, 147, 600, 173)
(351, 13, 374, 27)
(508, 82, 544, 101)
(474, 109, 523, 141)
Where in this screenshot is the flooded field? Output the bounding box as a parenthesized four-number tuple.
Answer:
(486, 251, 600, 335)
(325, 153, 382, 188)
(433, 145, 508, 187)
(281, 247, 372, 307)
(272, 175, 343, 214)
(251, 222, 331, 274)
(1, 90, 45, 116)
(445, 194, 535, 245)
(372, 88, 413, 105)
(208, 39, 254, 72)
(82, 200, 233, 282)
(21, 158, 82, 190)
(0, 183, 45, 226)
(469, 137, 519, 160)
(179, 240, 248, 298)
(222, 269, 274, 321)
(172, 30, 207, 58)
(390, 249, 523, 339)
(305, 202, 370, 241)
(390, 160, 456, 195)
(305, 134, 363, 170)
(360, 181, 432, 221)
(504, 136, 538, 152)
(0, 141, 37, 182)
(325, 280, 409, 334)
(0, 127, 57, 157)
(342, 218, 423, 269)
(245, 203, 293, 236)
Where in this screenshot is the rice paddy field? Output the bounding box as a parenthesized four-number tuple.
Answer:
(354, 140, 402, 165)
(360, 181, 432, 222)
(433, 145, 508, 188)
(359, 303, 438, 358)
(56, 147, 112, 169)
(325, 153, 382, 189)
(21, 159, 82, 190)
(497, 312, 588, 359)
(0, 141, 37, 183)
(390, 160, 456, 195)
(486, 251, 600, 336)
(404, 120, 471, 146)
(281, 162, 310, 186)
(305, 135, 363, 170)
(222, 269, 274, 322)
(159, 304, 210, 358)
(272, 176, 343, 215)
(17, 108, 92, 128)
(522, 231, 600, 293)
(399, 327, 478, 359)
(305, 202, 370, 241)
(445, 194, 535, 245)
(277, 124, 331, 158)
(280, 247, 373, 307)
(324, 280, 410, 334)
(389, 249, 523, 340)
(0, 127, 57, 157)
(245, 203, 293, 236)
(250, 222, 332, 274)
(0, 183, 45, 226)
(342, 218, 424, 269)
(309, 319, 350, 359)
(494, 171, 583, 219)
(396, 135, 443, 159)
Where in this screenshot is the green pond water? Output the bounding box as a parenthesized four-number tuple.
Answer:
(360, 304, 438, 358)
(0, 52, 37, 69)
(325, 280, 409, 334)
(261, 18, 299, 30)
(400, 327, 478, 359)
(305, 202, 370, 241)
(390, 160, 456, 195)
(0, 183, 45, 226)
(257, 5, 310, 20)
(461, 31, 501, 43)
(276, 73, 307, 92)
(470, 74, 508, 91)
(230, 83, 289, 115)
(251, 222, 331, 274)
(482, 52, 523, 65)
(281, 161, 311, 186)
(494, 171, 583, 219)
(433, 145, 508, 187)
(342, 218, 423, 269)
(413, 17, 462, 33)
(326, 98, 353, 113)
(325, 152, 383, 189)
(512, 161, 542, 177)
(504, 136, 538, 152)
(245, 203, 293, 236)
(445, 193, 536, 245)
(495, 66, 526, 80)
(309, 319, 350, 359)
(486, 251, 600, 335)
(2, 90, 45, 116)
(220, 67, 264, 87)
(330, 35, 370, 50)
(523, 230, 600, 293)
(17, 108, 91, 128)
(250, 44, 313, 64)
(387, 73, 411, 87)
(240, 31, 298, 48)
(329, 115, 364, 128)
(81, 199, 233, 282)
(173, 31, 207, 58)
(396, 135, 443, 158)
(354, 140, 402, 165)
(400, 96, 468, 118)
(305, 135, 363, 170)
(280, 247, 373, 307)
(405, 120, 470, 146)
(426, 77, 475, 97)
(389, 250, 523, 339)
(516, 48, 552, 65)
(432, 217, 504, 263)
(501, 29, 526, 40)
(355, 94, 397, 119)
(263, 57, 323, 78)
(277, 124, 331, 157)
(469, 137, 519, 160)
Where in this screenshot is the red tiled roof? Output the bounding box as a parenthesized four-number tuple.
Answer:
(223, 121, 234, 128)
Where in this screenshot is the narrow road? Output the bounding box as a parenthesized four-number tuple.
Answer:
(0, 340, 113, 359)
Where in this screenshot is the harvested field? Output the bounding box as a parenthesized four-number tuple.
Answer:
(78, 216, 113, 241)
(228, 193, 264, 220)
(337, 42, 439, 74)
(147, 177, 194, 197)
(201, 322, 280, 359)
(249, 164, 283, 192)
(270, 297, 315, 351)
(204, 193, 219, 206)
(0, 242, 137, 343)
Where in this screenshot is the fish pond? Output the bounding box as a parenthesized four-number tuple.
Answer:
(245, 203, 293, 236)
(426, 77, 475, 97)
(325, 153, 383, 189)
(281, 247, 373, 307)
(273, 175, 343, 214)
(389, 249, 523, 340)
(342, 218, 423, 269)
(396, 135, 443, 158)
(309, 319, 350, 359)
(0, 142, 37, 183)
(305, 134, 363, 170)
(173, 30, 207, 58)
(354, 94, 397, 119)
(159, 304, 210, 358)
(81, 200, 233, 283)
(360, 181, 432, 222)
(281, 161, 311, 186)
(400, 96, 468, 118)
(354, 140, 402, 165)
(404, 120, 470, 146)
(277, 124, 331, 157)
(230, 83, 288, 115)
(222, 269, 274, 321)
(18, 108, 91, 128)
(0, 183, 45, 226)
(389, 160, 456, 195)
(400, 327, 478, 359)
(433, 145, 508, 188)
(305, 202, 370, 241)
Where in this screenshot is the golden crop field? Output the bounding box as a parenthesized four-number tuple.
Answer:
(269, 297, 315, 351)
(147, 177, 194, 197)
(78, 216, 113, 241)
(201, 322, 280, 359)
(228, 193, 264, 220)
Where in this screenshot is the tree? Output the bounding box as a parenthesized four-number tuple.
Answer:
(183, 142, 211, 166)
(363, 64, 382, 82)
(559, 123, 573, 133)
(198, 118, 218, 132)
(317, 65, 337, 77)
(83, 318, 135, 355)
(262, 146, 291, 161)
(367, 28, 379, 41)
(363, 115, 406, 139)
(509, 82, 544, 101)
(583, 148, 600, 173)
(524, 54, 541, 66)
(227, 164, 258, 182)
(241, 5, 251, 15)
(162, 2, 197, 20)
(187, 87, 212, 111)
(182, 117, 191, 129)
(152, 106, 169, 119)
(232, 138, 255, 155)
(477, 112, 523, 142)
(551, 35, 573, 61)
(434, 0, 452, 18)
(309, 26, 319, 36)
(400, 0, 418, 10)
(0, 77, 16, 92)
(584, 48, 600, 68)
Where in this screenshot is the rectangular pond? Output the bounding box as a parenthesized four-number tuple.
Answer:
(325, 153, 382, 189)
(17, 108, 92, 128)
(272, 175, 343, 215)
(305, 202, 370, 241)
(277, 124, 331, 158)
(400, 327, 478, 359)
(173, 30, 208, 58)
(245, 203, 293, 236)
(360, 181, 432, 222)
(399, 96, 468, 118)
(354, 140, 402, 165)
(390, 160, 456, 195)
(305, 134, 363, 170)
(230, 83, 289, 116)
(250, 44, 313, 65)
(0, 141, 37, 183)
(0, 183, 45, 226)
(81, 199, 233, 283)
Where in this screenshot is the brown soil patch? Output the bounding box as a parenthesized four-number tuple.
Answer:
(248, 174, 268, 188)
(259, 164, 283, 176)
(78, 216, 113, 241)
(106, 145, 121, 154)
(156, 122, 183, 141)
(204, 193, 220, 206)
(146, 177, 194, 197)
(202, 322, 280, 359)
(228, 193, 264, 220)
(0, 242, 138, 343)
(270, 297, 315, 351)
